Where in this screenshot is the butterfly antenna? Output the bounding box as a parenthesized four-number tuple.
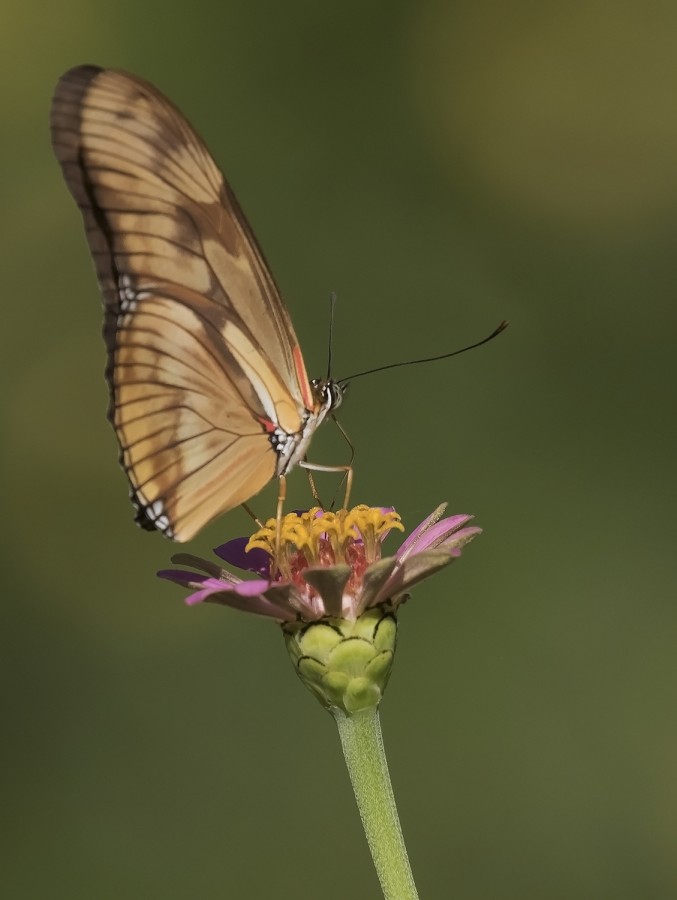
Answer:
(326, 291, 337, 380)
(339, 320, 508, 383)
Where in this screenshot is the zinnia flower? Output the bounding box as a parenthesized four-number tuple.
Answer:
(159, 504, 480, 713)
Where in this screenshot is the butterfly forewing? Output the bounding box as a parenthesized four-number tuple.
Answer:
(50, 65, 317, 541)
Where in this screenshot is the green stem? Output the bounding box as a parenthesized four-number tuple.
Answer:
(333, 708, 419, 900)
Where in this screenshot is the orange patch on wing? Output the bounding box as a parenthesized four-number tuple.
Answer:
(293, 345, 314, 410)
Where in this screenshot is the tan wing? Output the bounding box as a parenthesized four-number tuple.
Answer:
(112, 292, 278, 541)
(50, 65, 312, 540)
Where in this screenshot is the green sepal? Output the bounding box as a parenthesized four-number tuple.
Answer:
(283, 607, 398, 715)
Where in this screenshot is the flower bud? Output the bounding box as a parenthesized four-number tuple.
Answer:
(284, 607, 398, 714)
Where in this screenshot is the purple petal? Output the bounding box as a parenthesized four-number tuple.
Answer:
(213, 536, 271, 577)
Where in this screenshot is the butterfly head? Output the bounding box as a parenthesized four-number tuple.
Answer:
(311, 377, 345, 414)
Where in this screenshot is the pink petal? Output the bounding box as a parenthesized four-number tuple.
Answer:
(397, 511, 473, 560)
(182, 577, 295, 619)
(437, 526, 483, 556)
(375, 550, 454, 605)
(231, 578, 278, 597)
(181, 576, 272, 606)
(395, 505, 447, 559)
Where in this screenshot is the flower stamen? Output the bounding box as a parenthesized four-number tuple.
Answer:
(246, 505, 404, 579)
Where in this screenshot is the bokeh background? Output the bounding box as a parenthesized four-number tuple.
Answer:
(3, 1, 677, 897)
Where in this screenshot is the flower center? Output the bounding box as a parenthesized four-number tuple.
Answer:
(245, 505, 404, 584)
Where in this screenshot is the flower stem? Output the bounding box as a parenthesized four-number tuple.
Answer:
(333, 708, 419, 900)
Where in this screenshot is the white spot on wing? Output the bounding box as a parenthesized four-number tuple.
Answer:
(117, 274, 152, 315)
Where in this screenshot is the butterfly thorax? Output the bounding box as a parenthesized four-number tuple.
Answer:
(272, 379, 344, 477)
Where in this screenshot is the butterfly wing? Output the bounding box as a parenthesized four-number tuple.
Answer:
(50, 65, 316, 541)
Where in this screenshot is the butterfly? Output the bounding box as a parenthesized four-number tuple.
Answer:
(50, 65, 346, 542)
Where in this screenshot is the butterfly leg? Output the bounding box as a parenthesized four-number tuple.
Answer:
(342, 463, 353, 509)
(330, 414, 355, 510)
(304, 467, 324, 508)
(240, 502, 264, 529)
(274, 475, 287, 563)
(298, 461, 353, 510)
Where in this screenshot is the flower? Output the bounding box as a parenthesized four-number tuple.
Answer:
(159, 504, 481, 714)
(158, 504, 480, 623)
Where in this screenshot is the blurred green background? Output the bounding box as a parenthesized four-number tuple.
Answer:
(3, 1, 677, 897)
